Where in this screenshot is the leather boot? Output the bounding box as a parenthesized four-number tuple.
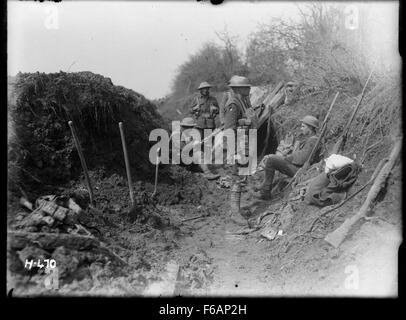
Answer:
(229, 183, 247, 226)
(230, 212, 247, 226)
(253, 168, 274, 200)
(199, 163, 220, 180)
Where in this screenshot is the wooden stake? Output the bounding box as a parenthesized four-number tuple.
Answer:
(68, 121, 94, 205)
(152, 147, 161, 198)
(119, 122, 134, 207)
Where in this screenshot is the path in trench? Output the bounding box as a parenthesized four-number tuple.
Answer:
(207, 222, 283, 296)
(177, 206, 284, 296)
(171, 172, 401, 297)
(176, 196, 400, 297)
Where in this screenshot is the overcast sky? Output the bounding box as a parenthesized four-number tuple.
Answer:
(8, 1, 399, 100)
(8, 1, 300, 99)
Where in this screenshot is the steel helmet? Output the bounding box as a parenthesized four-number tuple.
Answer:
(197, 81, 212, 90)
(228, 75, 251, 87)
(300, 115, 319, 129)
(180, 117, 196, 127)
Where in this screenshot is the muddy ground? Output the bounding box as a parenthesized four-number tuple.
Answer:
(7, 159, 401, 296)
(7, 72, 401, 297)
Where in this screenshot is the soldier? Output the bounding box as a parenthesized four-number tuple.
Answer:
(255, 115, 319, 200)
(222, 75, 255, 225)
(170, 117, 220, 180)
(190, 82, 220, 140)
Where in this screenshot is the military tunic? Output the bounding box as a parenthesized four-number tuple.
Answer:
(222, 93, 252, 181)
(190, 95, 219, 129)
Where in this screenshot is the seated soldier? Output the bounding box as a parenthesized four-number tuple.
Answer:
(170, 117, 220, 180)
(255, 115, 319, 200)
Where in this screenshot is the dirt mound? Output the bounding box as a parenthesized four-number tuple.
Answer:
(7, 161, 229, 296)
(8, 71, 167, 196)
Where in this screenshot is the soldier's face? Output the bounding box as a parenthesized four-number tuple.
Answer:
(200, 88, 209, 96)
(181, 127, 194, 139)
(301, 123, 313, 135)
(239, 87, 250, 97)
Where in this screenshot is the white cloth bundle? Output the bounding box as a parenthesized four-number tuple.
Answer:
(324, 154, 354, 174)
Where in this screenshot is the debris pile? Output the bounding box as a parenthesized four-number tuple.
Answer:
(8, 71, 167, 196)
(176, 249, 214, 294)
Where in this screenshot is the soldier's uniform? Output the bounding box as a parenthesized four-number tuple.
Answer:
(222, 76, 255, 225)
(192, 95, 219, 129)
(223, 93, 252, 177)
(190, 82, 219, 140)
(257, 115, 320, 200)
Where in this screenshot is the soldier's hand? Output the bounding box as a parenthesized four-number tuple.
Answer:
(210, 105, 219, 114)
(192, 105, 200, 114)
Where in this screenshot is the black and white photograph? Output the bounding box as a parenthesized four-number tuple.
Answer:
(6, 0, 401, 300)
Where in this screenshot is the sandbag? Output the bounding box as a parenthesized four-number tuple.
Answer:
(305, 162, 361, 207)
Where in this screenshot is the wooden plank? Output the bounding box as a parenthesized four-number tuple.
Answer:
(263, 81, 284, 106)
(258, 91, 285, 128)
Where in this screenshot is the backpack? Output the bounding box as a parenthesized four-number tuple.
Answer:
(226, 94, 259, 129)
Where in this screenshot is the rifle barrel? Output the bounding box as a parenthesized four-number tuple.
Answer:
(342, 64, 376, 136)
(321, 92, 339, 130)
(305, 91, 339, 168)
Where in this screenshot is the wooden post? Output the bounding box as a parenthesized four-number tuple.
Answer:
(68, 121, 95, 205)
(119, 122, 135, 207)
(152, 147, 161, 198)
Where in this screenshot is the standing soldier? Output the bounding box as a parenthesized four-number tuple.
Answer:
(222, 75, 255, 225)
(190, 82, 220, 140)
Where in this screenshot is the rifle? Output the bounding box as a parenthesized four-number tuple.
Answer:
(331, 64, 376, 154)
(280, 91, 340, 195)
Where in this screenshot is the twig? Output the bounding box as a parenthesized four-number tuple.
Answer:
(16, 165, 43, 183)
(232, 226, 260, 235)
(361, 140, 382, 164)
(181, 213, 208, 222)
(378, 113, 385, 139)
(67, 61, 76, 72)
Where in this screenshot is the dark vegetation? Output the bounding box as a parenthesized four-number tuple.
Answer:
(158, 3, 400, 136)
